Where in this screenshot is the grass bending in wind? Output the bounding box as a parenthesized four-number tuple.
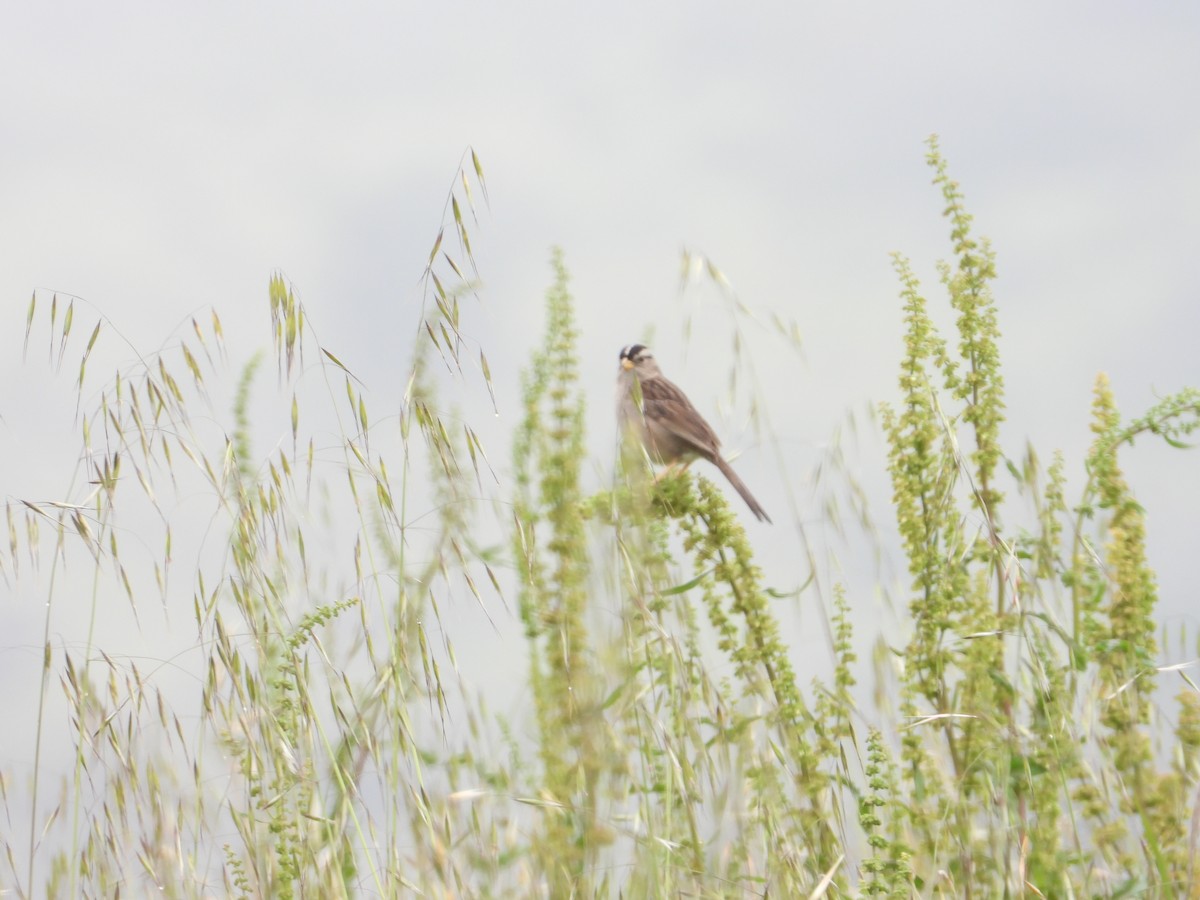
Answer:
(4, 139, 1200, 897)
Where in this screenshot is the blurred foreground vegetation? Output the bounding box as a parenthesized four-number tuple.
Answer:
(5, 140, 1200, 897)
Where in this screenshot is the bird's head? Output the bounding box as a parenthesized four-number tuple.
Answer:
(619, 343, 653, 371)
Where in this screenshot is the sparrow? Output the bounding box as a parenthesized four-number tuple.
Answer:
(617, 343, 771, 523)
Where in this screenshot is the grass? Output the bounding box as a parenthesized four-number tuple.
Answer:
(4, 138, 1200, 897)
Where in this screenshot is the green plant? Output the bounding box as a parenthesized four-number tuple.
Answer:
(5, 140, 1199, 898)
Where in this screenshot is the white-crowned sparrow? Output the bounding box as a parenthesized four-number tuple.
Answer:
(617, 343, 771, 523)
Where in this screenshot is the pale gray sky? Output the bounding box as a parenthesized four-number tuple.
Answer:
(3, 0, 1199, 822)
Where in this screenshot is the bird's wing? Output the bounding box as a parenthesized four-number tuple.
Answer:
(639, 375, 722, 452)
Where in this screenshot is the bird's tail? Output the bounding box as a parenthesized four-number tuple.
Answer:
(712, 456, 772, 524)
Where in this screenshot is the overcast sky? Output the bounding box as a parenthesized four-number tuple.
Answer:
(3, 2, 1199, 805)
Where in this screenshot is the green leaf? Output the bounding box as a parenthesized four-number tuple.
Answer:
(23, 291, 36, 358)
(661, 568, 715, 595)
(470, 147, 489, 205)
(427, 227, 444, 267)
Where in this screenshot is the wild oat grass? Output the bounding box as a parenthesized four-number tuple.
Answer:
(4, 140, 1199, 897)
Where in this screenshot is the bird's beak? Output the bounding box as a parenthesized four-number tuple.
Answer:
(621, 358, 635, 370)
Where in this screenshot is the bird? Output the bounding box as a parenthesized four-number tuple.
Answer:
(617, 343, 771, 523)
